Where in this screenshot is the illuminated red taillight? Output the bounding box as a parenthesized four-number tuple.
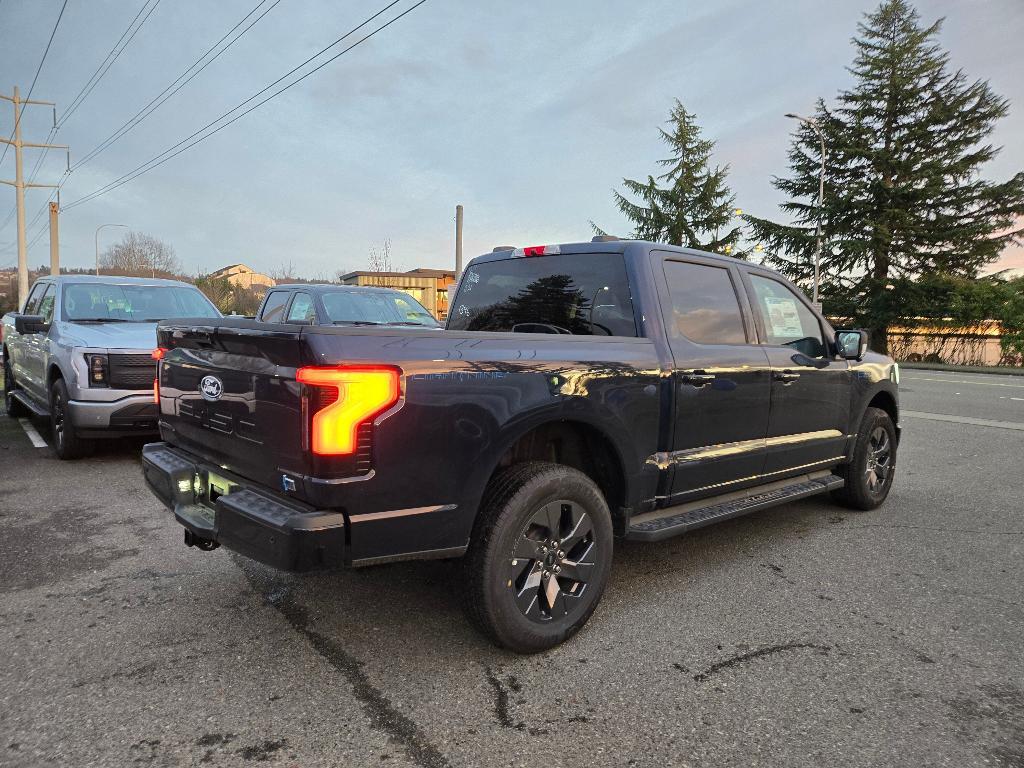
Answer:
(151, 348, 166, 360)
(296, 366, 401, 456)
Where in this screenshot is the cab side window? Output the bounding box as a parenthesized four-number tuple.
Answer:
(662, 260, 748, 345)
(22, 283, 45, 315)
(37, 285, 56, 324)
(260, 291, 290, 322)
(285, 293, 316, 324)
(748, 274, 826, 358)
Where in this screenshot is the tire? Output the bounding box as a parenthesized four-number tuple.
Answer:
(4, 356, 29, 418)
(50, 378, 93, 460)
(831, 406, 896, 511)
(461, 461, 613, 653)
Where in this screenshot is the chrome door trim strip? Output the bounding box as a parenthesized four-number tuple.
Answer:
(646, 429, 845, 469)
(669, 456, 847, 498)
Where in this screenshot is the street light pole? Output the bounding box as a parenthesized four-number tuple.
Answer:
(95, 224, 128, 276)
(785, 113, 826, 306)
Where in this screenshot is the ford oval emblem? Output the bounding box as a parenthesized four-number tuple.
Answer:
(200, 375, 223, 401)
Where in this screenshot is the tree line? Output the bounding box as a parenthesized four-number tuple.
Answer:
(600, 0, 1024, 362)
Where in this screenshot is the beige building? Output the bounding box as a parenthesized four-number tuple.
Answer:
(338, 268, 456, 320)
(209, 263, 275, 290)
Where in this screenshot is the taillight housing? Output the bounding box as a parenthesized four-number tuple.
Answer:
(297, 365, 401, 458)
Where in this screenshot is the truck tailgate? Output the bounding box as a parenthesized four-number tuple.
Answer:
(156, 321, 308, 492)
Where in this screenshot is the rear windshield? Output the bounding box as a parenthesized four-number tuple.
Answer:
(62, 283, 219, 322)
(320, 290, 438, 327)
(447, 252, 637, 336)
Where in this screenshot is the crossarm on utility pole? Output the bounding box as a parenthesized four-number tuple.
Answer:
(2, 86, 69, 308)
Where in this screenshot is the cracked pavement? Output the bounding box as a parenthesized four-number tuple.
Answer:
(1, 368, 1023, 767)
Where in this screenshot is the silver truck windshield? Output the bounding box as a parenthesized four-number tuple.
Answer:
(320, 290, 438, 327)
(62, 283, 219, 322)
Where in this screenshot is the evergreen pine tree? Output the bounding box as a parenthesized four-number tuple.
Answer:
(606, 100, 742, 254)
(747, 0, 1024, 352)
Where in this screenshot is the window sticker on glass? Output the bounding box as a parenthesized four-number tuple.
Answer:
(764, 296, 803, 337)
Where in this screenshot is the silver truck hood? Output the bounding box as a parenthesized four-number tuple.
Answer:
(57, 321, 159, 351)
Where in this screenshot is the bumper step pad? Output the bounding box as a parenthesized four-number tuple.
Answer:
(626, 474, 844, 542)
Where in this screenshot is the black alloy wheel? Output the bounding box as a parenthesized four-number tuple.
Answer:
(462, 462, 613, 653)
(864, 425, 892, 494)
(509, 500, 598, 623)
(831, 406, 897, 510)
(49, 378, 93, 459)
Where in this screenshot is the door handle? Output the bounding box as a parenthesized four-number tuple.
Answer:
(774, 370, 800, 383)
(680, 370, 716, 387)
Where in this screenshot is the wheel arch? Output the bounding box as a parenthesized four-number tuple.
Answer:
(47, 361, 66, 389)
(865, 388, 899, 442)
(476, 417, 632, 534)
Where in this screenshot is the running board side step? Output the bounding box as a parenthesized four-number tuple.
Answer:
(626, 472, 844, 542)
(11, 390, 49, 418)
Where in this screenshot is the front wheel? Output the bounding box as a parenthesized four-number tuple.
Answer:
(50, 378, 93, 460)
(461, 462, 613, 653)
(832, 406, 896, 510)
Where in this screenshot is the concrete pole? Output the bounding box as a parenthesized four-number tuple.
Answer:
(13, 86, 28, 309)
(455, 204, 464, 279)
(48, 201, 59, 276)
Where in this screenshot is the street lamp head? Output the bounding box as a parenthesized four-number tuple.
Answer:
(784, 113, 798, 119)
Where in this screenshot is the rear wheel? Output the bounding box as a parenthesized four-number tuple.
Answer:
(461, 462, 613, 653)
(50, 378, 93, 460)
(831, 406, 896, 510)
(4, 356, 29, 418)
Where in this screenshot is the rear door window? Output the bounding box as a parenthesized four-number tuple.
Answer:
(260, 291, 290, 322)
(662, 261, 748, 345)
(748, 274, 826, 358)
(285, 292, 316, 324)
(447, 252, 637, 336)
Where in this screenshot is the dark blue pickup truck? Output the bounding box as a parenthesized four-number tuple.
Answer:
(142, 238, 900, 652)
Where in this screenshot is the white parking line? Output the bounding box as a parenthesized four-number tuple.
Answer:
(903, 410, 1024, 431)
(18, 418, 49, 448)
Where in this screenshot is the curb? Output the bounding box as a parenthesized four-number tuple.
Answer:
(900, 362, 1024, 377)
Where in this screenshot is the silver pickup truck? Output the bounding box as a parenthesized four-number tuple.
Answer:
(2, 275, 220, 458)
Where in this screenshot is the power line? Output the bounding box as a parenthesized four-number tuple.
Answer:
(71, 0, 283, 173)
(4, 0, 268, 235)
(62, 0, 428, 211)
(2, 0, 153, 236)
(0, 0, 67, 168)
(55, 0, 162, 130)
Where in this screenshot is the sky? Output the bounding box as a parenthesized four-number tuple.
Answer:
(1, 0, 1022, 278)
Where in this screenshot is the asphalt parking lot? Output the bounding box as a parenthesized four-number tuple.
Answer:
(2, 369, 1023, 768)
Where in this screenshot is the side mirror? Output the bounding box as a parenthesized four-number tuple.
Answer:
(835, 329, 869, 360)
(14, 314, 47, 335)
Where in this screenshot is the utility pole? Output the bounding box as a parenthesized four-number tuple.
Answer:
(454, 204, 464, 279)
(49, 201, 59, 276)
(0, 86, 68, 309)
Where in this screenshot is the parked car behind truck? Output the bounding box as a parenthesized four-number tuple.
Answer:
(3, 276, 220, 458)
(255, 283, 441, 328)
(142, 238, 899, 652)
